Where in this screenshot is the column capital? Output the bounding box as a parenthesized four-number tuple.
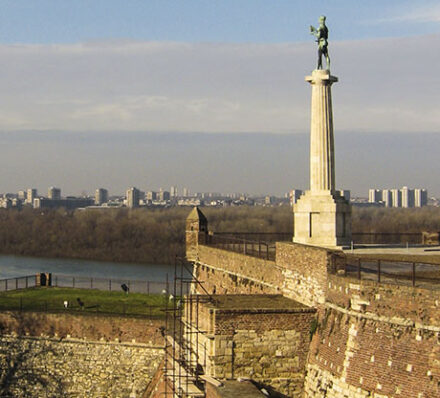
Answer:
(306, 69, 338, 85)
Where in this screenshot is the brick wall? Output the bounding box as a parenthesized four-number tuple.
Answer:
(327, 274, 440, 326)
(304, 275, 440, 397)
(0, 311, 164, 345)
(212, 310, 314, 397)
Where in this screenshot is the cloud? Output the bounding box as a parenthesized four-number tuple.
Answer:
(372, 3, 440, 24)
(0, 36, 438, 134)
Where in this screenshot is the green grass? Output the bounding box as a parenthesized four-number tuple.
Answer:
(0, 287, 169, 317)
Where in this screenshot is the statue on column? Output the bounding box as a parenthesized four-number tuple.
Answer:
(310, 16, 330, 70)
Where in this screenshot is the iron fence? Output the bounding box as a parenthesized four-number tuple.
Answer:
(0, 274, 189, 295)
(0, 275, 36, 291)
(351, 232, 422, 245)
(206, 234, 276, 261)
(335, 256, 440, 288)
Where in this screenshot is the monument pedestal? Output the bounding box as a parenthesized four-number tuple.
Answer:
(293, 190, 351, 248)
(293, 69, 352, 248)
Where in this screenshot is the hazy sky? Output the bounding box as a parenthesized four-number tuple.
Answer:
(0, 1, 438, 196)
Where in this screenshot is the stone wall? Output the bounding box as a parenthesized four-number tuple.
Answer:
(276, 242, 341, 306)
(195, 243, 342, 308)
(213, 311, 315, 397)
(0, 334, 163, 397)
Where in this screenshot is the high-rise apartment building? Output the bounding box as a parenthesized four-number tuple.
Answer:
(382, 189, 392, 207)
(289, 189, 303, 206)
(401, 186, 415, 208)
(414, 189, 428, 207)
(339, 190, 351, 202)
(368, 189, 382, 203)
(391, 189, 402, 208)
(158, 190, 171, 201)
(95, 188, 108, 205)
(369, 187, 427, 208)
(170, 186, 178, 198)
(126, 187, 140, 208)
(146, 191, 157, 201)
(48, 187, 61, 200)
(182, 187, 189, 197)
(26, 188, 37, 205)
(18, 190, 27, 201)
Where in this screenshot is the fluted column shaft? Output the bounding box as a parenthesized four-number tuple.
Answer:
(306, 69, 337, 193)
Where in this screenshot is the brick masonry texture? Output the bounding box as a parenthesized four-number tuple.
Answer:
(0, 334, 163, 397)
(191, 242, 440, 397)
(0, 311, 165, 345)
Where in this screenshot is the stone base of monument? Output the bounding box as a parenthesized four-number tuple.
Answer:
(293, 190, 351, 248)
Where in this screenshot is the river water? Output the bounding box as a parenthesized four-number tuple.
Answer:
(0, 255, 178, 282)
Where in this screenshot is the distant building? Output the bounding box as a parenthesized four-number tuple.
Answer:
(170, 186, 178, 198)
(414, 189, 428, 207)
(289, 190, 303, 206)
(391, 189, 402, 207)
(369, 187, 427, 208)
(368, 189, 382, 203)
(158, 190, 170, 201)
(146, 191, 157, 201)
(182, 187, 190, 197)
(265, 196, 274, 205)
(48, 187, 61, 200)
(95, 188, 108, 205)
(382, 189, 392, 207)
(18, 190, 27, 201)
(26, 188, 37, 205)
(33, 197, 94, 210)
(126, 187, 140, 208)
(339, 190, 351, 202)
(401, 186, 415, 208)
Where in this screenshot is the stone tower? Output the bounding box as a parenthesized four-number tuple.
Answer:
(186, 207, 208, 261)
(293, 69, 351, 247)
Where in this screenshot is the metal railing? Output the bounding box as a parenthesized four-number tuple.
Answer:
(0, 275, 36, 291)
(206, 234, 276, 261)
(0, 274, 189, 295)
(211, 231, 292, 242)
(333, 256, 440, 288)
(352, 232, 422, 245)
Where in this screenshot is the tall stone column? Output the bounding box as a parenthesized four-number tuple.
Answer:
(293, 69, 351, 248)
(307, 70, 337, 193)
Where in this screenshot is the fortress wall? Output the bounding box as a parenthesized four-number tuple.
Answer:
(305, 307, 440, 397)
(194, 245, 282, 295)
(276, 242, 337, 306)
(327, 274, 440, 326)
(194, 243, 335, 308)
(212, 310, 315, 397)
(0, 334, 163, 397)
(304, 275, 440, 397)
(190, 241, 440, 397)
(0, 311, 164, 345)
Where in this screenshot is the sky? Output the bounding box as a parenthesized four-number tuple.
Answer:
(0, 1, 439, 196)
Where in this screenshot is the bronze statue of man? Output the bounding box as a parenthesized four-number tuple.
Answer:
(310, 15, 330, 70)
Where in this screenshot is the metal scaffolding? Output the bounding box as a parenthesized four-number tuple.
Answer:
(162, 256, 215, 397)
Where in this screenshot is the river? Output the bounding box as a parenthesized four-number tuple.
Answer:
(0, 255, 181, 282)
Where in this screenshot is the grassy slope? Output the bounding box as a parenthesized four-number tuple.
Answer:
(0, 287, 169, 317)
